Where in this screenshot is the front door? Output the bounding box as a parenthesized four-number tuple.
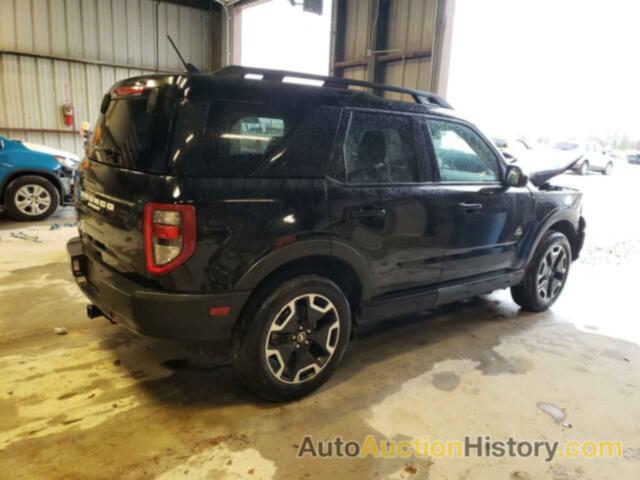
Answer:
(420, 117, 534, 282)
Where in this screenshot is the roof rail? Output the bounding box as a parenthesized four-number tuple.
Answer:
(213, 65, 453, 109)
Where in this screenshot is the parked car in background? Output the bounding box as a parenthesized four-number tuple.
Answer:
(605, 149, 628, 163)
(0, 135, 78, 220)
(492, 137, 534, 163)
(626, 151, 640, 165)
(552, 140, 614, 175)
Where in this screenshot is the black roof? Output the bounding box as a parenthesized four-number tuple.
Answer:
(214, 66, 452, 108)
(111, 65, 461, 119)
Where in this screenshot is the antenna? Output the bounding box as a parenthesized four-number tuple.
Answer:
(167, 35, 200, 74)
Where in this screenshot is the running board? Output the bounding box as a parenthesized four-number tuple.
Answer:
(359, 270, 524, 324)
(434, 269, 524, 306)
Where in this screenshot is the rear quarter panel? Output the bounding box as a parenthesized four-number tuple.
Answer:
(156, 177, 330, 293)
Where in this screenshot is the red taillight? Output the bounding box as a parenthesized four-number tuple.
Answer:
(209, 306, 231, 317)
(113, 85, 146, 97)
(152, 224, 181, 241)
(144, 203, 196, 276)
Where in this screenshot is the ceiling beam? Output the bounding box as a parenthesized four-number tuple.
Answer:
(161, 0, 221, 11)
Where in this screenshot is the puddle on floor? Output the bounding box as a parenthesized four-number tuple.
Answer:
(536, 401, 572, 428)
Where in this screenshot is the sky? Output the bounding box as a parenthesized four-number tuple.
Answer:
(447, 0, 640, 143)
(239, 0, 333, 75)
(239, 0, 639, 144)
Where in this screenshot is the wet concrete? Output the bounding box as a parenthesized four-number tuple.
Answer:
(1, 167, 640, 479)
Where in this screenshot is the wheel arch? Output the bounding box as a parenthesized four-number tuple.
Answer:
(524, 212, 581, 266)
(235, 238, 374, 307)
(547, 220, 580, 259)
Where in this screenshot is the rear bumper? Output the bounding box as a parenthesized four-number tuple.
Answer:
(67, 236, 249, 343)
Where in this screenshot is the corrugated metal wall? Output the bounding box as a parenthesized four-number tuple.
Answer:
(384, 0, 436, 100)
(0, 0, 212, 156)
(332, 0, 447, 101)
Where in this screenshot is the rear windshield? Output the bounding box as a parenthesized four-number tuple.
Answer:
(89, 93, 175, 174)
(169, 100, 303, 177)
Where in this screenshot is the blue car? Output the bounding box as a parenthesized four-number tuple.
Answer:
(0, 135, 79, 221)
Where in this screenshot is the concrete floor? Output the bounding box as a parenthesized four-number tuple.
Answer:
(1, 166, 640, 479)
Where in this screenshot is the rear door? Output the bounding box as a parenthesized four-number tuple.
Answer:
(420, 117, 533, 282)
(327, 109, 444, 298)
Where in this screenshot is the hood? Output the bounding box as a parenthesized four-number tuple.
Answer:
(528, 159, 579, 187)
(513, 150, 581, 187)
(21, 141, 80, 162)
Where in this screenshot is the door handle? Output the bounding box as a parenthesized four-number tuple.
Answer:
(458, 202, 483, 212)
(347, 207, 387, 219)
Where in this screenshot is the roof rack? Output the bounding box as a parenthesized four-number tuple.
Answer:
(213, 65, 453, 109)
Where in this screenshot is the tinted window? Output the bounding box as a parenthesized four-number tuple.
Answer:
(255, 107, 341, 178)
(427, 119, 500, 182)
(172, 100, 302, 177)
(344, 111, 418, 184)
(90, 95, 175, 174)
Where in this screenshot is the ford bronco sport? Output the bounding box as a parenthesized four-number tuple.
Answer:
(67, 66, 585, 401)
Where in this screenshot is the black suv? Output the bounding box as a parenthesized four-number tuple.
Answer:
(67, 66, 585, 401)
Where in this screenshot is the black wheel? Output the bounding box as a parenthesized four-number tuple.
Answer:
(511, 231, 571, 312)
(231, 274, 351, 401)
(602, 162, 613, 175)
(4, 175, 60, 221)
(578, 161, 589, 175)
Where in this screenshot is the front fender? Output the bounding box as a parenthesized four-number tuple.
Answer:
(0, 150, 64, 195)
(0, 167, 66, 201)
(4, 149, 59, 171)
(521, 207, 581, 267)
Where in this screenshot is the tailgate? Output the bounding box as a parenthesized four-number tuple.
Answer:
(77, 167, 148, 276)
(78, 76, 177, 276)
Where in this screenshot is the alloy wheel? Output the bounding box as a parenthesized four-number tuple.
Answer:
(14, 184, 52, 216)
(265, 293, 340, 384)
(536, 244, 568, 303)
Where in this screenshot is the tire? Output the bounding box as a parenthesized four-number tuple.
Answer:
(511, 231, 571, 312)
(578, 161, 589, 175)
(231, 274, 351, 401)
(602, 162, 613, 175)
(4, 175, 60, 221)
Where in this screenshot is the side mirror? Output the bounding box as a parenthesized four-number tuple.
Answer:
(0, 139, 4, 150)
(505, 164, 528, 188)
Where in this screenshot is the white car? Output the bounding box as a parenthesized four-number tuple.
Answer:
(492, 137, 534, 163)
(552, 141, 614, 175)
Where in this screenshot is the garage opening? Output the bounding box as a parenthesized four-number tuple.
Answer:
(234, 0, 334, 74)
